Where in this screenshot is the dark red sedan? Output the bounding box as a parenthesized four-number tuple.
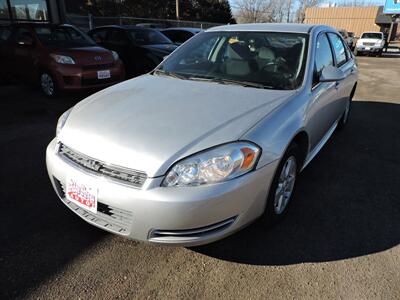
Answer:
(0, 23, 125, 97)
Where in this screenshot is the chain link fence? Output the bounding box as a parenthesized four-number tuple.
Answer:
(66, 15, 223, 32)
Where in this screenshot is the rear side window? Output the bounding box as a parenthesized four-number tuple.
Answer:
(313, 33, 334, 86)
(90, 29, 108, 43)
(327, 33, 347, 67)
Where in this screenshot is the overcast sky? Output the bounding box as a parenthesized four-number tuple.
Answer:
(228, 0, 387, 9)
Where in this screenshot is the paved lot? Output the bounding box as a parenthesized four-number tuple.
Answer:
(1, 55, 399, 299)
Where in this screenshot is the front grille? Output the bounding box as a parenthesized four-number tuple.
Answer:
(363, 42, 375, 46)
(54, 177, 133, 235)
(58, 143, 147, 188)
(81, 76, 119, 86)
(82, 63, 115, 71)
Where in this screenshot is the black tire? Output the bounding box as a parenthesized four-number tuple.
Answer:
(262, 143, 300, 227)
(337, 85, 355, 130)
(39, 71, 58, 98)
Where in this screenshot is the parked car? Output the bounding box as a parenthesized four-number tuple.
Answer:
(348, 32, 355, 50)
(0, 23, 124, 97)
(354, 31, 385, 56)
(338, 29, 353, 49)
(89, 25, 178, 78)
(47, 24, 357, 246)
(135, 23, 163, 29)
(161, 27, 202, 45)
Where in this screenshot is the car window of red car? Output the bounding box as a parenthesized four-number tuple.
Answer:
(34, 26, 95, 47)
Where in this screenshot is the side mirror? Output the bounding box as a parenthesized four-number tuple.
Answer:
(17, 36, 34, 46)
(320, 66, 346, 83)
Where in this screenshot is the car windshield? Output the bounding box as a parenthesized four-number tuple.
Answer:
(34, 26, 96, 47)
(156, 31, 309, 90)
(361, 33, 383, 39)
(129, 29, 172, 45)
(348, 32, 354, 37)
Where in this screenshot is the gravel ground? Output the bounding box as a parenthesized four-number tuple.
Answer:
(0, 55, 399, 300)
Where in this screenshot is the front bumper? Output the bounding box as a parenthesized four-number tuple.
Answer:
(50, 60, 125, 91)
(46, 139, 278, 246)
(356, 45, 383, 53)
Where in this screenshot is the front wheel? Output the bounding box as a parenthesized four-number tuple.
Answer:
(262, 143, 300, 226)
(40, 72, 58, 97)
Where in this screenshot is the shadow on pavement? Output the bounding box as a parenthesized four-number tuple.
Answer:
(0, 85, 107, 299)
(193, 101, 400, 266)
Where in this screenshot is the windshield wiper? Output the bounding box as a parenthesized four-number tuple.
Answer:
(153, 69, 187, 80)
(187, 76, 274, 90)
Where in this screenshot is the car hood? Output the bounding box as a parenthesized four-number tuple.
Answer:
(60, 75, 294, 177)
(48, 46, 114, 65)
(141, 44, 178, 55)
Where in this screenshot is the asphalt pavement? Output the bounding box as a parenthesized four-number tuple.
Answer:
(0, 55, 399, 299)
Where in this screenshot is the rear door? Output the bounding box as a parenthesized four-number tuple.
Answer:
(327, 32, 357, 117)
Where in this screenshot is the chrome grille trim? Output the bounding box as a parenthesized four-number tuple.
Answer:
(58, 143, 147, 188)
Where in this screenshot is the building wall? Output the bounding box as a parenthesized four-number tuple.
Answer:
(304, 6, 382, 37)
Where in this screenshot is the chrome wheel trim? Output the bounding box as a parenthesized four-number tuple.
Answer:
(40, 73, 54, 96)
(274, 156, 297, 215)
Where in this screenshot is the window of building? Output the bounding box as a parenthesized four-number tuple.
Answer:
(10, 0, 49, 21)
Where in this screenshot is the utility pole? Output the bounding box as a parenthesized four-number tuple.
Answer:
(176, 0, 180, 20)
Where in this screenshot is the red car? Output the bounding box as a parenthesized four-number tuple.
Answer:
(0, 23, 125, 97)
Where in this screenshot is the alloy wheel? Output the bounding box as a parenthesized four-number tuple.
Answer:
(40, 73, 55, 97)
(274, 156, 297, 215)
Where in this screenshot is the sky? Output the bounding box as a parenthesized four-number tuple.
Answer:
(228, 0, 387, 8)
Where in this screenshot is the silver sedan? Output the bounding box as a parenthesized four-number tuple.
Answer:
(46, 23, 358, 246)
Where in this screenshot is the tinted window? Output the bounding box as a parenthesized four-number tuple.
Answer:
(163, 30, 192, 43)
(0, 0, 9, 18)
(361, 32, 383, 39)
(0, 26, 12, 41)
(108, 29, 129, 45)
(34, 26, 95, 47)
(15, 27, 33, 42)
(327, 33, 347, 67)
(159, 31, 309, 90)
(90, 29, 108, 43)
(129, 29, 172, 45)
(314, 33, 334, 86)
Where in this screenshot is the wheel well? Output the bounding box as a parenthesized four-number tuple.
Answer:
(292, 131, 309, 169)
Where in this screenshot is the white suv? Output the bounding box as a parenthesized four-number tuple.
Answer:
(355, 32, 385, 56)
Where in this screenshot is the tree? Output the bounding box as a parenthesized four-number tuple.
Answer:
(233, 0, 294, 23)
(295, 0, 320, 23)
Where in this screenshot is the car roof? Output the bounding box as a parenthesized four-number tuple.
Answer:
(162, 27, 202, 33)
(206, 23, 317, 33)
(90, 25, 156, 31)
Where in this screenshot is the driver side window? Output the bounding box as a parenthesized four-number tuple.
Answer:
(313, 33, 334, 87)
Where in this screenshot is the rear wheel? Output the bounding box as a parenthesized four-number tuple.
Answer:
(40, 72, 58, 98)
(263, 143, 300, 226)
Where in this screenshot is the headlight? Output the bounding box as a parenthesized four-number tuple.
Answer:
(50, 54, 75, 64)
(162, 142, 261, 187)
(111, 50, 119, 61)
(56, 108, 72, 136)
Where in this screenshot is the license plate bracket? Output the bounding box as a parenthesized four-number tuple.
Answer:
(66, 175, 98, 213)
(97, 70, 111, 80)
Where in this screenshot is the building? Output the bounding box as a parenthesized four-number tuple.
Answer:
(304, 6, 398, 39)
(0, 0, 66, 24)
